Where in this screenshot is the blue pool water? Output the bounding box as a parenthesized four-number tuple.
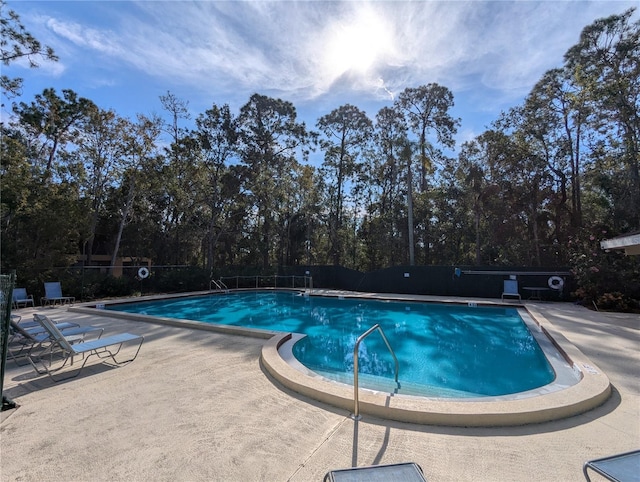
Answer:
(107, 291, 555, 397)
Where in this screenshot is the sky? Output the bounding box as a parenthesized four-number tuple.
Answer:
(3, 0, 638, 151)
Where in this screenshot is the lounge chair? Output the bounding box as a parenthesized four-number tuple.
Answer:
(18, 313, 80, 334)
(501, 279, 521, 302)
(12, 288, 35, 308)
(27, 314, 143, 381)
(583, 449, 640, 481)
(324, 462, 427, 481)
(41, 282, 75, 307)
(8, 315, 103, 365)
(8, 319, 83, 364)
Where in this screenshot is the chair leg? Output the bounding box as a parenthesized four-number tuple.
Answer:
(27, 337, 144, 382)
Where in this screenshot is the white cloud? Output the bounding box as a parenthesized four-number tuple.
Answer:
(46, 17, 123, 57)
(22, 0, 638, 117)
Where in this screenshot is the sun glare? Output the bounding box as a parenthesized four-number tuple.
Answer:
(323, 9, 393, 78)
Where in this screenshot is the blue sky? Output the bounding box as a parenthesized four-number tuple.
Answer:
(3, 0, 638, 150)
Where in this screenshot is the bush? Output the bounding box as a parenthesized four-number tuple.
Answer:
(569, 228, 640, 311)
(596, 292, 640, 313)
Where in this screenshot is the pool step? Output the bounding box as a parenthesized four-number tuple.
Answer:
(311, 369, 484, 398)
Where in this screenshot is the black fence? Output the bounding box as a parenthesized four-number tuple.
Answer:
(280, 265, 574, 301)
(10, 264, 574, 304)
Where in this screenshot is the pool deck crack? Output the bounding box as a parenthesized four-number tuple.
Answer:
(286, 415, 351, 481)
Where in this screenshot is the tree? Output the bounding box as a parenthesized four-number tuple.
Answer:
(456, 137, 501, 264)
(396, 84, 459, 192)
(158, 91, 197, 264)
(528, 68, 588, 232)
(67, 107, 130, 266)
(565, 8, 640, 228)
(317, 104, 373, 266)
(396, 84, 459, 264)
(13, 88, 96, 174)
(109, 114, 163, 273)
(193, 103, 238, 272)
(495, 108, 557, 266)
(160, 90, 190, 146)
(370, 106, 411, 266)
(0, 0, 58, 97)
(237, 93, 313, 269)
(0, 122, 84, 274)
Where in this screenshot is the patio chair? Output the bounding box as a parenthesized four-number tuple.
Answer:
(8, 315, 103, 366)
(324, 462, 427, 481)
(583, 449, 640, 481)
(28, 313, 144, 381)
(41, 282, 75, 306)
(12, 288, 34, 308)
(501, 279, 521, 302)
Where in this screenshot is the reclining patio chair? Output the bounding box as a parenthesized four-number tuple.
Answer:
(17, 313, 80, 334)
(28, 314, 144, 381)
(41, 282, 75, 307)
(12, 288, 34, 308)
(8, 315, 103, 366)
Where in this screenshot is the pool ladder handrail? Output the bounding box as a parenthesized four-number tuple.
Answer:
(352, 324, 400, 420)
(209, 279, 228, 292)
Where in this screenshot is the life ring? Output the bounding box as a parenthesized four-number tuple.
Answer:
(548, 276, 564, 290)
(137, 267, 150, 279)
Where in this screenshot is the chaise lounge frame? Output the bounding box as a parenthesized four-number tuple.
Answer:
(9, 316, 103, 366)
(27, 314, 144, 381)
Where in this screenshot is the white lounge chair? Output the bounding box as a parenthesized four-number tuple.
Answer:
(8, 315, 103, 365)
(18, 313, 80, 334)
(41, 282, 75, 306)
(28, 314, 143, 381)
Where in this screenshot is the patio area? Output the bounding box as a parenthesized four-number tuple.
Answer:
(1, 298, 638, 481)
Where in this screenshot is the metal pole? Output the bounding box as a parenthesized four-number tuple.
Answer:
(351, 324, 400, 420)
(352, 324, 382, 419)
(1, 272, 17, 411)
(352, 334, 362, 420)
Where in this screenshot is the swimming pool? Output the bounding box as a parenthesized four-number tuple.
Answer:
(106, 290, 554, 398)
(78, 289, 611, 425)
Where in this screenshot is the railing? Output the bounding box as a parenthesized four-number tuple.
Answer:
(209, 279, 228, 291)
(219, 275, 312, 290)
(352, 324, 399, 420)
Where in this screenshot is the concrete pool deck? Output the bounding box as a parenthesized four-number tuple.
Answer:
(1, 296, 638, 481)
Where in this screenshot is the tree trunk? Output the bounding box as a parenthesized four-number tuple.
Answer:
(110, 180, 136, 275)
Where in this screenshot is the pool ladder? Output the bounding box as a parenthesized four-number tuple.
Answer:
(209, 279, 228, 292)
(352, 324, 400, 420)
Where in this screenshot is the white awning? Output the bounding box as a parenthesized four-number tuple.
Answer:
(600, 233, 640, 255)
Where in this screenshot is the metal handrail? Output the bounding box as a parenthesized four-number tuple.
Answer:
(209, 279, 228, 291)
(352, 324, 399, 420)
